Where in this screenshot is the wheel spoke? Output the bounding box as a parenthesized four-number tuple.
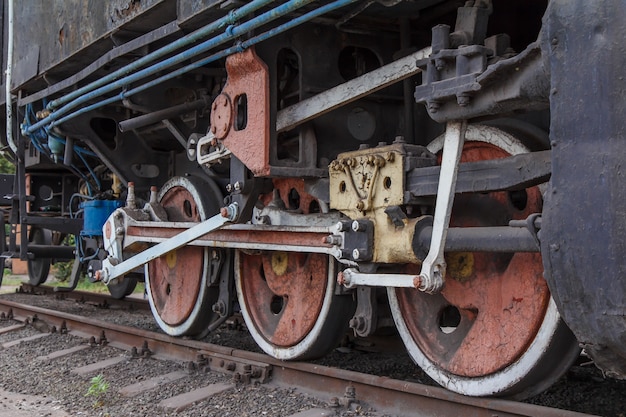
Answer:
(241, 252, 327, 347)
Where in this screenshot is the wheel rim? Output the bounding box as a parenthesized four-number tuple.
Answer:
(107, 275, 138, 299)
(236, 179, 354, 360)
(388, 125, 580, 398)
(28, 228, 52, 286)
(145, 176, 222, 336)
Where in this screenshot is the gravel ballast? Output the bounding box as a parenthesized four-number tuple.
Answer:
(0, 291, 625, 416)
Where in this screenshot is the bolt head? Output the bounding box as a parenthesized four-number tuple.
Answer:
(352, 249, 360, 260)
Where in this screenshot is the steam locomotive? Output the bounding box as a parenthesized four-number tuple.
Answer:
(1, 0, 624, 400)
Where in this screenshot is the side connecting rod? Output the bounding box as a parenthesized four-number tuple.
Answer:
(96, 203, 238, 285)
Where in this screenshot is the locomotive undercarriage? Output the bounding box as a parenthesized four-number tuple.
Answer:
(3, 0, 625, 400)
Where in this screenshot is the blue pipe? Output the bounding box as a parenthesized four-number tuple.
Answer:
(50, 0, 358, 129)
(28, 0, 315, 134)
(48, 0, 275, 110)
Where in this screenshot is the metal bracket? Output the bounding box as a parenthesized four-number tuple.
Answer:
(336, 121, 467, 293)
(196, 131, 232, 167)
(96, 203, 238, 285)
(349, 286, 378, 337)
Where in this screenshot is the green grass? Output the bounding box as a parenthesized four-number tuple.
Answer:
(1, 273, 26, 287)
(48, 278, 145, 295)
(0, 268, 145, 295)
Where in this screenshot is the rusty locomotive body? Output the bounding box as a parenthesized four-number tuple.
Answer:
(1, 0, 624, 399)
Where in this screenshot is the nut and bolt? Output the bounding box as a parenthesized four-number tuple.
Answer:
(457, 94, 471, 107)
(342, 157, 356, 167)
(427, 101, 440, 113)
(212, 301, 227, 316)
(335, 221, 347, 232)
(226, 183, 233, 192)
(413, 275, 423, 289)
(349, 316, 366, 331)
(352, 249, 361, 260)
(234, 181, 242, 191)
(323, 235, 341, 245)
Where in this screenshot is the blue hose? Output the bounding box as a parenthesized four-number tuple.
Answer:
(47, 0, 275, 111)
(28, 0, 315, 134)
(48, 0, 358, 129)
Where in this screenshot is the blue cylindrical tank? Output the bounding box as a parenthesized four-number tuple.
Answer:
(80, 200, 123, 236)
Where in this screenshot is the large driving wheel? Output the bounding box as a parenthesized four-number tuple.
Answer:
(388, 125, 580, 399)
(145, 176, 223, 337)
(236, 179, 355, 360)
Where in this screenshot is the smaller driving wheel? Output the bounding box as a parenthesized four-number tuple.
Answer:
(145, 176, 223, 337)
(27, 228, 52, 285)
(236, 179, 355, 360)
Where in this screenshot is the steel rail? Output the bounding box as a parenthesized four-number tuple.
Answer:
(0, 298, 597, 417)
(16, 284, 149, 311)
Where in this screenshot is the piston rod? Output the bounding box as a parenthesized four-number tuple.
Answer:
(118, 97, 209, 132)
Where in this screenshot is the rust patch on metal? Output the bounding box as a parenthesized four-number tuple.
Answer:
(210, 93, 232, 140)
(113, 0, 143, 21)
(127, 226, 332, 250)
(239, 252, 328, 347)
(146, 186, 202, 326)
(395, 142, 549, 377)
(260, 178, 317, 212)
(212, 48, 270, 176)
(104, 221, 112, 240)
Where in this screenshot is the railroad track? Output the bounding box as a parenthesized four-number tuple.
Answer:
(16, 284, 150, 311)
(0, 297, 597, 417)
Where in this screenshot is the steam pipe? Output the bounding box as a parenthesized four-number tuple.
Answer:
(28, 0, 316, 134)
(49, 0, 360, 129)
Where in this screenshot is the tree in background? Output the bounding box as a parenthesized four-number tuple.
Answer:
(0, 153, 15, 174)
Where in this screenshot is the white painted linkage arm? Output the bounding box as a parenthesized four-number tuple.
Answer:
(417, 121, 467, 293)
